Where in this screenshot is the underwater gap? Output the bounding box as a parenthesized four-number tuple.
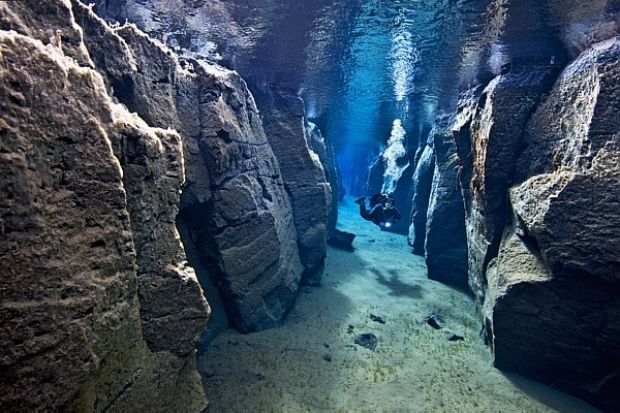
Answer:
(1, 0, 618, 412)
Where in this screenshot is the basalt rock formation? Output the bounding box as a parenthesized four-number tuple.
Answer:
(0, 1, 208, 411)
(91, 0, 335, 280)
(424, 116, 469, 290)
(408, 144, 434, 254)
(256, 89, 331, 278)
(413, 0, 620, 407)
(366, 154, 384, 197)
(2, 0, 619, 410)
(484, 38, 620, 408)
(175, 68, 303, 332)
(0, 0, 319, 410)
(71, 1, 305, 333)
(307, 121, 339, 232)
(464, 68, 559, 303)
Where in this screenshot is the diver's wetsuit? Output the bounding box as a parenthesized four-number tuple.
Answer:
(356, 194, 401, 227)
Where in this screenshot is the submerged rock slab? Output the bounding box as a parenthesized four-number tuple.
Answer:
(408, 144, 434, 255)
(424, 116, 469, 290)
(485, 37, 620, 408)
(258, 90, 331, 277)
(72, 1, 305, 333)
(0, 23, 207, 413)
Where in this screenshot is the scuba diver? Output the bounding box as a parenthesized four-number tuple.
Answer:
(355, 193, 401, 229)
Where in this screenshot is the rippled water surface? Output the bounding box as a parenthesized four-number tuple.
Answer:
(123, 0, 617, 190)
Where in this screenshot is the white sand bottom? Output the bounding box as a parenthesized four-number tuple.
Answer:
(197, 198, 599, 413)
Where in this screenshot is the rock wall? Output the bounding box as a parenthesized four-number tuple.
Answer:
(0, 0, 321, 409)
(0, 1, 208, 410)
(257, 89, 331, 278)
(70, 1, 305, 333)
(464, 68, 558, 302)
(388, 162, 414, 235)
(307, 121, 339, 232)
(91, 0, 333, 280)
(410, 0, 619, 406)
(424, 116, 469, 289)
(366, 154, 385, 196)
(408, 144, 434, 254)
(483, 38, 620, 407)
(175, 66, 303, 332)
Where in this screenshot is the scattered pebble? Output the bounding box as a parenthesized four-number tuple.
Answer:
(323, 343, 330, 349)
(370, 314, 386, 324)
(354, 333, 378, 351)
(425, 314, 445, 330)
(445, 331, 464, 342)
(347, 324, 355, 334)
(323, 354, 332, 362)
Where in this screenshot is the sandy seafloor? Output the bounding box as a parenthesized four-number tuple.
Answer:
(198, 198, 599, 413)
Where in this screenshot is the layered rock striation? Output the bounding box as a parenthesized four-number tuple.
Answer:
(385, 0, 620, 408)
(0, 0, 319, 410)
(71, 1, 305, 333)
(411, 0, 620, 406)
(0, 1, 208, 410)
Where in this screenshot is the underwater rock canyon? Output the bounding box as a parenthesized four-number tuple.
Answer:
(0, 0, 618, 411)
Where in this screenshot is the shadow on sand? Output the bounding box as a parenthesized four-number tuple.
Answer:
(369, 267, 425, 299)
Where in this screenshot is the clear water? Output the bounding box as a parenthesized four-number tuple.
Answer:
(125, 0, 615, 193)
(198, 199, 599, 412)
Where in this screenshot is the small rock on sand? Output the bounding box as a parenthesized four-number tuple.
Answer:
(445, 331, 464, 342)
(425, 314, 445, 330)
(354, 333, 378, 351)
(370, 314, 386, 324)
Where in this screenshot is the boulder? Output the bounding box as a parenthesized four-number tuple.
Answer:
(327, 229, 356, 251)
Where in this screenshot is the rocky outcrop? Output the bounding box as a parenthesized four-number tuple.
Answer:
(90, 0, 333, 278)
(0, 15, 208, 413)
(307, 121, 339, 232)
(464, 68, 558, 302)
(71, 2, 305, 333)
(424, 116, 469, 289)
(257, 90, 331, 277)
(175, 64, 303, 332)
(408, 145, 434, 254)
(482, 37, 620, 409)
